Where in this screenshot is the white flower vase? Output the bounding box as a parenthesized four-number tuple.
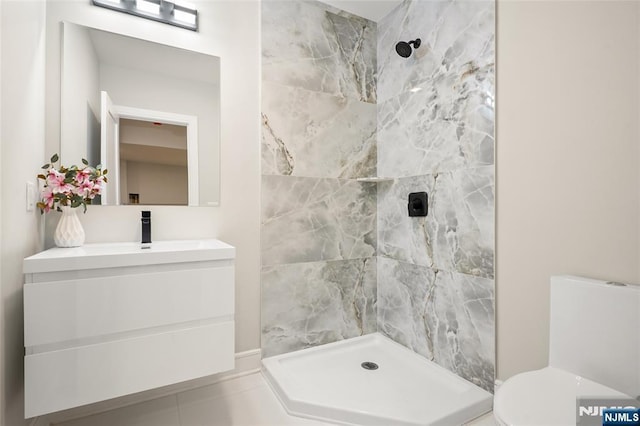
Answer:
(54, 205, 85, 248)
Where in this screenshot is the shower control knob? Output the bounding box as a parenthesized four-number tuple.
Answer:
(408, 192, 428, 217)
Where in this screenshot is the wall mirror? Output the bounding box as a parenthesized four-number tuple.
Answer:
(60, 22, 221, 206)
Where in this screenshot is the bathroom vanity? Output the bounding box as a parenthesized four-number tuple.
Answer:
(22, 240, 235, 418)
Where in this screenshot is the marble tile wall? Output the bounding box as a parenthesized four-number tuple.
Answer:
(376, 0, 496, 392)
(261, 0, 378, 358)
(377, 257, 495, 391)
(262, 0, 377, 103)
(377, 167, 494, 278)
(377, 0, 495, 106)
(262, 257, 377, 357)
(262, 176, 376, 267)
(262, 82, 377, 179)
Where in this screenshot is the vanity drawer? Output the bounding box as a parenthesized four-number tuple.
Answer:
(24, 266, 234, 348)
(25, 320, 234, 418)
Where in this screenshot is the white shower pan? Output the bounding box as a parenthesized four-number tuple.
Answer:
(262, 333, 492, 426)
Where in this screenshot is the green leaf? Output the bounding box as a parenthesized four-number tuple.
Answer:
(50, 154, 59, 163)
(103, 169, 109, 175)
(81, 158, 89, 166)
(37, 174, 46, 180)
(96, 164, 102, 170)
(41, 164, 50, 170)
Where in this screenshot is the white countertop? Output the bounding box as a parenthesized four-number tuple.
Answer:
(23, 239, 235, 273)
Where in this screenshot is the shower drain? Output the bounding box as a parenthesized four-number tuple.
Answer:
(361, 361, 379, 370)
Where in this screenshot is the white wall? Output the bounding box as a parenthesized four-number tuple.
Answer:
(125, 161, 189, 205)
(120, 121, 187, 150)
(60, 22, 99, 164)
(1, 1, 47, 425)
(496, 0, 640, 380)
(45, 0, 260, 359)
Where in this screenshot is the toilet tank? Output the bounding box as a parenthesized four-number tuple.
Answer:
(549, 275, 640, 399)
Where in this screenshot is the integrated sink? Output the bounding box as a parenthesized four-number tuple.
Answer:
(23, 239, 235, 273)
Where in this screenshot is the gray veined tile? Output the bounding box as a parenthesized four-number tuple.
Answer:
(377, 0, 494, 104)
(377, 0, 442, 103)
(326, 10, 377, 103)
(377, 61, 494, 178)
(376, 0, 494, 179)
(376, 256, 436, 359)
(377, 83, 466, 177)
(377, 167, 494, 279)
(261, 82, 377, 179)
(429, 166, 494, 279)
(262, 175, 376, 266)
(262, 1, 335, 65)
(377, 175, 436, 268)
(262, 0, 377, 103)
(425, 270, 495, 393)
(261, 258, 377, 358)
(377, 257, 495, 393)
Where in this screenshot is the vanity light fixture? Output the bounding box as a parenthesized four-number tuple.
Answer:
(92, 0, 198, 32)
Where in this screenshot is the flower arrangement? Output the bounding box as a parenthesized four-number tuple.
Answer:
(37, 154, 108, 214)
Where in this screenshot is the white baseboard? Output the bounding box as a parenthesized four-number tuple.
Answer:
(31, 348, 261, 426)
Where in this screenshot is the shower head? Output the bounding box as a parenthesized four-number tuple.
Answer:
(395, 38, 421, 58)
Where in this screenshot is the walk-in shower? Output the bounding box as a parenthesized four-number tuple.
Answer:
(261, 0, 495, 423)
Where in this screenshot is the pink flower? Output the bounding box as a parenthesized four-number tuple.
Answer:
(74, 179, 94, 198)
(75, 169, 91, 185)
(46, 169, 73, 194)
(92, 176, 105, 195)
(41, 187, 55, 213)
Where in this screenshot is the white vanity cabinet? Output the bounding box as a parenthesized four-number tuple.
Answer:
(23, 240, 235, 418)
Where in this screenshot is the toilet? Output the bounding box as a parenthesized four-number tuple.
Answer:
(494, 275, 640, 426)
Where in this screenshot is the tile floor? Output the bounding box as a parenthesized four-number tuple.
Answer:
(55, 372, 496, 426)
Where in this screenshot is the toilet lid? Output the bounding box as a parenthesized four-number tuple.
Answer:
(494, 366, 630, 426)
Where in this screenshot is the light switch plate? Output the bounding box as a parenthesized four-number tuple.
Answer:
(26, 181, 36, 212)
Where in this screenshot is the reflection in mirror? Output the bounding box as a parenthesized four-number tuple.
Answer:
(120, 119, 188, 206)
(60, 22, 220, 206)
